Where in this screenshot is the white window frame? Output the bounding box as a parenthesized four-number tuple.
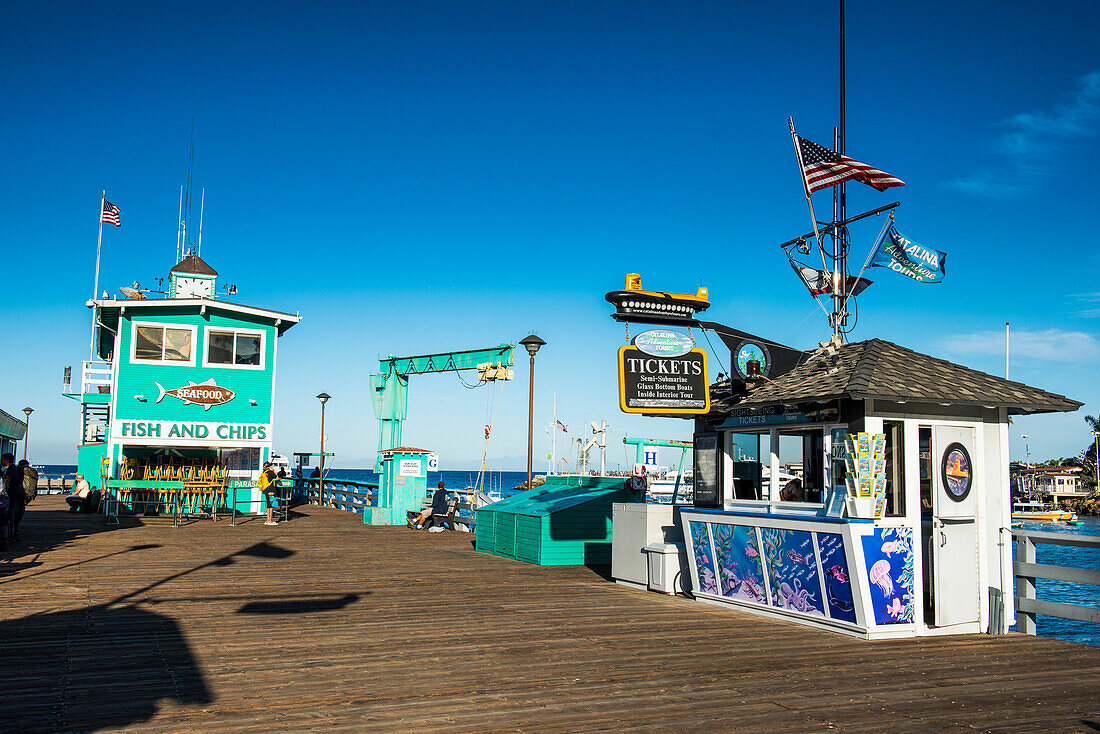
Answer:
(130, 321, 198, 367)
(202, 326, 266, 370)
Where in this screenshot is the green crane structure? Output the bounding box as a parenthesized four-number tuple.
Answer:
(370, 343, 516, 469)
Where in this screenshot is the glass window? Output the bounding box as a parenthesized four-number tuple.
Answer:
(775, 428, 823, 504)
(884, 421, 905, 517)
(235, 334, 261, 365)
(919, 426, 932, 514)
(134, 324, 192, 363)
(208, 331, 234, 364)
(730, 433, 761, 500)
(207, 330, 262, 366)
(164, 328, 192, 361)
(135, 326, 163, 360)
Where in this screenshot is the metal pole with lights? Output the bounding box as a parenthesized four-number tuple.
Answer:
(1093, 431, 1099, 494)
(518, 335, 546, 491)
(316, 393, 331, 506)
(22, 407, 33, 462)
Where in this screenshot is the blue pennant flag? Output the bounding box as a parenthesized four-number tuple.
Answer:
(870, 225, 946, 284)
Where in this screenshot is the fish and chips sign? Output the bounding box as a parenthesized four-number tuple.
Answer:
(618, 330, 710, 415)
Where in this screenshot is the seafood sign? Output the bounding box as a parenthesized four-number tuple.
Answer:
(155, 378, 236, 411)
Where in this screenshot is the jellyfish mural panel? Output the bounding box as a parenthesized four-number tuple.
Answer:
(689, 521, 719, 595)
(711, 523, 767, 604)
(816, 532, 856, 623)
(760, 527, 825, 617)
(860, 527, 915, 625)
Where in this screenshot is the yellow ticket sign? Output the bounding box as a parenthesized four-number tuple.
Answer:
(618, 345, 710, 415)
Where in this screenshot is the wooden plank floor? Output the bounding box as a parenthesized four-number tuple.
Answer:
(2, 497, 1099, 733)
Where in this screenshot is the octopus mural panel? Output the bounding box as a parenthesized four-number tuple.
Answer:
(760, 527, 825, 617)
(711, 524, 767, 604)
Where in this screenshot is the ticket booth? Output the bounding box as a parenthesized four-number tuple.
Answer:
(367, 446, 431, 526)
(680, 338, 1080, 638)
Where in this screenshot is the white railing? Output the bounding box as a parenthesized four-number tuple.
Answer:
(81, 360, 113, 394)
(1013, 528, 1100, 634)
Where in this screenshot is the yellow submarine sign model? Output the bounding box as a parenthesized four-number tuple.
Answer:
(604, 273, 710, 325)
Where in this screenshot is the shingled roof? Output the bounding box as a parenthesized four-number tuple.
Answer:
(709, 338, 1080, 415)
(171, 253, 218, 277)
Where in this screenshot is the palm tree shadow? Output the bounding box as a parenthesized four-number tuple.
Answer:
(1, 604, 212, 734)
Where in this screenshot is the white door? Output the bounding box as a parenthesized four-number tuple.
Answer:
(932, 426, 979, 626)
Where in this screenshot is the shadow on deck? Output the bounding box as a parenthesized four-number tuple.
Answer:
(1, 497, 1098, 733)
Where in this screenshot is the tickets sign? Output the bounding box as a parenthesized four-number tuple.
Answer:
(617, 345, 710, 415)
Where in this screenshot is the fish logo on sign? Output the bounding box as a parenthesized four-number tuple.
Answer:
(155, 378, 236, 411)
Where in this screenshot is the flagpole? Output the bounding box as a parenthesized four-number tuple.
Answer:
(90, 189, 105, 361)
(788, 118, 829, 277)
(836, 0, 848, 341)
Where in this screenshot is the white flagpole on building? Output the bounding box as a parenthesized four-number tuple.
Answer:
(788, 118, 829, 276)
(90, 189, 106, 361)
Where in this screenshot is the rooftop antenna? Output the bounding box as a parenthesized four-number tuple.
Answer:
(182, 121, 195, 258)
(197, 187, 205, 256)
(175, 185, 184, 264)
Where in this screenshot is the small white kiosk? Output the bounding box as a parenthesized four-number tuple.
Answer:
(678, 337, 1080, 639)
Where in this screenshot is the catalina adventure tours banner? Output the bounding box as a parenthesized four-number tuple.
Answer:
(870, 225, 947, 284)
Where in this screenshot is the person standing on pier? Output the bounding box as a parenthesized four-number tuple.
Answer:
(1, 454, 23, 543)
(260, 461, 280, 526)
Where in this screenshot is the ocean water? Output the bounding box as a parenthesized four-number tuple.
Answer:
(323, 468, 531, 495)
(32, 463, 1100, 647)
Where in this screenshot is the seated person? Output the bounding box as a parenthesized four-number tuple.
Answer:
(66, 474, 96, 512)
(409, 480, 449, 530)
(779, 478, 804, 502)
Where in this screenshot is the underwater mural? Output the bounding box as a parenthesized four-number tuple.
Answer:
(816, 532, 856, 623)
(760, 527, 825, 617)
(689, 521, 719, 595)
(860, 526, 915, 624)
(711, 524, 767, 604)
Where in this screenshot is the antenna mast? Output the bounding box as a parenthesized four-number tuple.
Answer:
(176, 185, 184, 264)
(197, 188, 205, 256)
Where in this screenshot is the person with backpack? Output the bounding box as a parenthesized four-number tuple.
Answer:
(1, 454, 23, 543)
(259, 461, 279, 526)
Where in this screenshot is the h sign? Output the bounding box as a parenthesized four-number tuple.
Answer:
(643, 450, 658, 466)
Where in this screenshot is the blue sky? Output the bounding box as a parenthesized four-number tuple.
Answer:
(4, 1, 1099, 469)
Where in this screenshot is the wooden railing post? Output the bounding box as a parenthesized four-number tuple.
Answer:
(1016, 533, 1037, 635)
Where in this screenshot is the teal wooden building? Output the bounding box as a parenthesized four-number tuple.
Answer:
(66, 254, 300, 512)
(475, 475, 641, 565)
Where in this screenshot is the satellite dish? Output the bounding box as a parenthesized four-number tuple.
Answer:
(118, 286, 147, 300)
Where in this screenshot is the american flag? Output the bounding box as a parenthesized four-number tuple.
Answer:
(101, 199, 121, 227)
(797, 136, 904, 193)
(555, 419, 567, 432)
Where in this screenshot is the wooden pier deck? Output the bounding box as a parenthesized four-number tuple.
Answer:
(2, 497, 1098, 733)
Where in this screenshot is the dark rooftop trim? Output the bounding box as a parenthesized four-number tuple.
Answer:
(707, 338, 1081, 417)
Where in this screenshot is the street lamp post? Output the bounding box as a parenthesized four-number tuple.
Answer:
(21, 407, 33, 462)
(1093, 431, 1099, 494)
(518, 334, 546, 492)
(316, 393, 331, 506)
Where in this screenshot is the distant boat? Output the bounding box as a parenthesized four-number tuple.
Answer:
(270, 454, 292, 475)
(1012, 500, 1077, 523)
